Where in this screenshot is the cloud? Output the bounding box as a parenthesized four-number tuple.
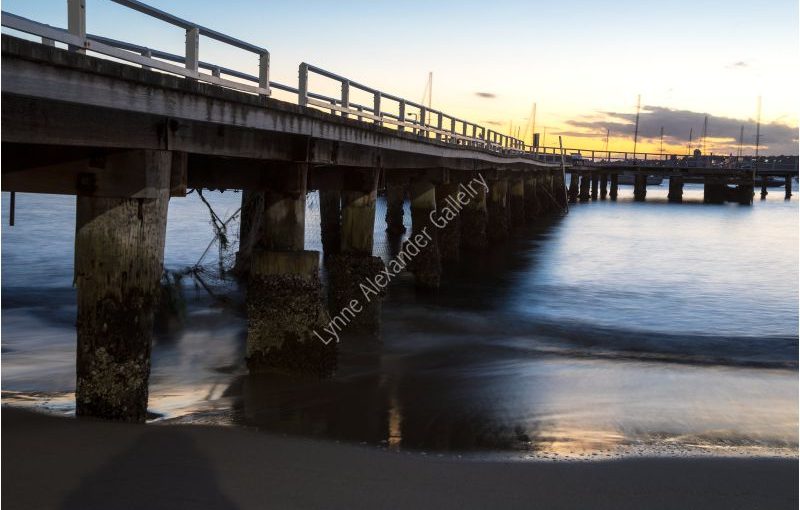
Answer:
(564, 105, 798, 154)
(474, 92, 496, 98)
(483, 120, 504, 126)
(726, 60, 748, 69)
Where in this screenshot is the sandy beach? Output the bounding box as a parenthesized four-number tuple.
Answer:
(2, 407, 796, 510)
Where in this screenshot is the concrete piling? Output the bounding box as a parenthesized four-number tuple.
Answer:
(319, 190, 341, 255)
(435, 182, 461, 263)
(786, 175, 793, 199)
(578, 174, 590, 202)
(460, 180, 488, 250)
(246, 163, 334, 375)
(590, 172, 599, 200)
(524, 175, 540, 220)
(75, 149, 171, 422)
(235, 189, 264, 275)
(609, 173, 619, 200)
(600, 174, 608, 200)
(328, 168, 385, 334)
(509, 176, 525, 226)
(487, 177, 510, 238)
(633, 174, 647, 201)
(407, 179, 441, 289)
(668, 176, 684, 203)
(385, 179, 406, 236)
(568, 172, 579, 203)
(703, 176, 727, 204)
(733, 174, 755, 205)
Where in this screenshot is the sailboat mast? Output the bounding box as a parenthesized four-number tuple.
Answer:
(738, 125, 744, 159)
(701, 115, 708, 155)
(755, 96, 761, 158)
(632, 94, 641, 156)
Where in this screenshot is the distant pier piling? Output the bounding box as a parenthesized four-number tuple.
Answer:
(786, 175, 793, 199)
(609, 173, 619, 200)
(703, 176, 727, 204)
(599, 173, 608, 200)
(668, 176, 684, 203)
(578, 174, 590, 202)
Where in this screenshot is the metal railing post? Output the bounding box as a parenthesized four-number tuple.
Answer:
(185, 26, 199, 76)
(298, 63, 309, 107)
(258, 51, 270, 98)
(67, 0, 85, 53)
(398, 99, 405, 133)
(373, 91, 381, 125)
(341, 80, 350, 119)
(419, 106, 427, 138)
(436, 112, 443, 141)
(141, 48, 152, 70)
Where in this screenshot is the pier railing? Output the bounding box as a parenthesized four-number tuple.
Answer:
(532, 146, 799, 172)
(1, 0, 536, 159)
(6, 1, 793, 171)
(1, 0, 271, 97)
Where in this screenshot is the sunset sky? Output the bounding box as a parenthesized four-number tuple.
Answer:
(4, 0, 798, 154)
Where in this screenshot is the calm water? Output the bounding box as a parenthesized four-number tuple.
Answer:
(2, 181, 798, 459)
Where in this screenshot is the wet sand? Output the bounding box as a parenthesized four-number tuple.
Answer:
(2, 407, 796, 510)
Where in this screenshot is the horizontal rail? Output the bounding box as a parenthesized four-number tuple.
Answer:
(2, 0, 270, 96)
(0, 1, 580, 164)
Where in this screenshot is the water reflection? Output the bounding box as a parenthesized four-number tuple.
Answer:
(2, 186, 798, 458)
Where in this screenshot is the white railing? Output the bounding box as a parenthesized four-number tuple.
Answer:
(1, 0, 548, 159)
(2, 0, 270, 97)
